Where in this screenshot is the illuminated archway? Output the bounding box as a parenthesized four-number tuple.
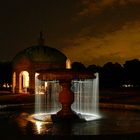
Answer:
(66, 58, 71, 69)
(12, 72, 16, 93)
(19, 71, 29, 93)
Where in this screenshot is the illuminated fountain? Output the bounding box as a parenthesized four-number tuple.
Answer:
(33, 70, 100, 122)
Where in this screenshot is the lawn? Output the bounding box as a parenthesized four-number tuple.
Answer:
(0, 92, 35, 104)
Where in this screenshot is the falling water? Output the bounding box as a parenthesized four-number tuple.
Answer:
(45, 81, 61, 113)
(35, 74, 61, 120)
(71, 73, 100, 121)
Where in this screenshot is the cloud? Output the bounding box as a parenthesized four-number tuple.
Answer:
(56, 0, 140, 67)
(76, 0, 140, 18)
(71, 0, 140, 40)
(62, 21, 140, 66)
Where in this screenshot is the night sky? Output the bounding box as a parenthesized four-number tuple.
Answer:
(0, 0, 140, 66)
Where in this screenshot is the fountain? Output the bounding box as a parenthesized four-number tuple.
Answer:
(1, 69, 140, 137)
(34, 69, 100, 122)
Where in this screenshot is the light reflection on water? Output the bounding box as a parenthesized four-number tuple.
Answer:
(11, 109, 140, 136)
(1, 104, 140, 136)
(35, 121, 45, 134)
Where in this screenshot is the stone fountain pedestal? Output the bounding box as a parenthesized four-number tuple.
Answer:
(54, 80, 80, 121)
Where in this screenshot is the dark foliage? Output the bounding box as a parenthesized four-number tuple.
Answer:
(0, 61, 12, 90)
(73, 59, 140, 88)
(71, 62, 86, 71)
(1, 59, 140, 90)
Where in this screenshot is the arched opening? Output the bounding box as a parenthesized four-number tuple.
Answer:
(12, 72, 16, 93)
(19, 71, 29, 93)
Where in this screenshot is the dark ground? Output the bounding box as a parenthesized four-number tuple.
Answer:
(99, 88, 140, 105)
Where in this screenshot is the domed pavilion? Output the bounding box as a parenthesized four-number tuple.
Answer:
(12, 33, 69, 94)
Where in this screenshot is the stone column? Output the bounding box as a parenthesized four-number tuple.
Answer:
(15, 71, 20, 94)
(29, 71, 35, 94)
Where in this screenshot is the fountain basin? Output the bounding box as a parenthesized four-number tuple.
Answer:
(37, 69, 96, 81)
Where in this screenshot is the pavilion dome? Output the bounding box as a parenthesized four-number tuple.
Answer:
(12, 32, 68, 70)
(12, 33, 68, 94)
(14, 45, 66, 62)
(12, 44, 67, 68)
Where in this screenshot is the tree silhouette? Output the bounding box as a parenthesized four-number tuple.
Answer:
(100, 62, 124, 88)
(87, 64, 101, 73)
(0, 61, 12, 90)
(71, 62, 86, 71)
(123, 59, 140, 87)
